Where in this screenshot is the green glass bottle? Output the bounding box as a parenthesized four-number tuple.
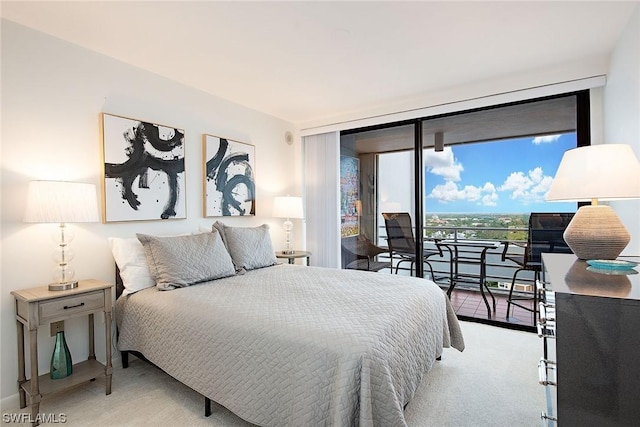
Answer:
(50, 331, 72, 379)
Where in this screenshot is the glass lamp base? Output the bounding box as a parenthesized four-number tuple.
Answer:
(48, 281, 79, 291)
(282, 219, 294, 255)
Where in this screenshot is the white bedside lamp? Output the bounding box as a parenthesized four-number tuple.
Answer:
(272, 196, 303, 254)
(546, 144, 640, 260)
(24, 180, 100, 290)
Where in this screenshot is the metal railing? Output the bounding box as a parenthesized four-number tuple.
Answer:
(372, 225, 534, 294)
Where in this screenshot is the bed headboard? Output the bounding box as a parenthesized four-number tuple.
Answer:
(115, 265, 125, 299)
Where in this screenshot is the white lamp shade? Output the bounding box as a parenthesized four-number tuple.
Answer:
(24, 180, 100, 223)
(272, 196, 303, 219)
(546, 144, 640, 202)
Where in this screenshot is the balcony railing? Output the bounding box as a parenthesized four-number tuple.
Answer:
(374, 225, 533, 294)
(340, 224, 540, 328)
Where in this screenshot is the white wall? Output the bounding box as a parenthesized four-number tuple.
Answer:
(604, 5, 640, 256)
(0, 20, 300, 405)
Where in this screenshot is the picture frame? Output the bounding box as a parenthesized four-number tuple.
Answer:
(340, 155, 360, 237)
(100, 113, 186, 222)
(203, 134, 256, 217)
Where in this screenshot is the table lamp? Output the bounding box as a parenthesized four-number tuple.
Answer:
(546, 144, 640, 260)
(272, 196, 303, 254)
(24, 180, 100, 290)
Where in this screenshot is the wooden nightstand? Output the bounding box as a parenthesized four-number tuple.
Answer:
(11, 279, 114, 426)
(275, 250, 311, 266)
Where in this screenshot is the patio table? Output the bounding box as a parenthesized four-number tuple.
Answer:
(439, 239, 502, 318)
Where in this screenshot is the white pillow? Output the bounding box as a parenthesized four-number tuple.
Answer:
(108, 237, 154, 296)
(199, 224, 213, 234)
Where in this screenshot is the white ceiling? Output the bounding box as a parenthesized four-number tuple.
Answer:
(1, 1, 637, 126)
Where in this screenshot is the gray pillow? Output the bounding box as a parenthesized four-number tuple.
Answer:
(212, 220, 227, 246)
(137, 231, 236, 290)
(213, 223, 277, 271)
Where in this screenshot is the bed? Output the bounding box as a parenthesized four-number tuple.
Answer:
(112, 223, 464, 427)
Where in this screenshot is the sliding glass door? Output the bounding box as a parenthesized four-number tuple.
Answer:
(340, 91, 588, 281)
(340, 123, 423, 276)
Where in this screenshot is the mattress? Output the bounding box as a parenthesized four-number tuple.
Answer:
(116, 264, 464, 426)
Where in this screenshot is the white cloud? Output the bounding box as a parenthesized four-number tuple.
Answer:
(531, 175, 554, 196)
(428, 180, 498, 206)
(532, 134, 561, 144)
(482, 182, 497, 193)
(500, 171, 532, 198)
(481, 193, 499, 206)
(428, 181, 464, 202)
(424, 147, 463, 182)
(498, 166, 554, 203)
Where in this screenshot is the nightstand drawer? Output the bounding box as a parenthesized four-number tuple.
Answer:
(39, 291, 104, 323)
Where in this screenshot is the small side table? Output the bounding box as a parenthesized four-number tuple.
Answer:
(11, 279, 114, 426)
(275, 250, 311, 266)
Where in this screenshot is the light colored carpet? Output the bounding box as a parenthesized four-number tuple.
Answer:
(2, 321, 544, 426)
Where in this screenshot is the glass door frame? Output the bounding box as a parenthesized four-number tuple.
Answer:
(341, 90, 591, 279)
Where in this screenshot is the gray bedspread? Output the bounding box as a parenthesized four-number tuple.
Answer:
(116, 264, 464, 427)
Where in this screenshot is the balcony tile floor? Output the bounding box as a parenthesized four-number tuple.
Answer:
(448, 288, 536, 330)
(368, 264, 537, 330)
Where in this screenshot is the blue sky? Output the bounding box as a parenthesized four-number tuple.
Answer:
(424, 134, 577, 213)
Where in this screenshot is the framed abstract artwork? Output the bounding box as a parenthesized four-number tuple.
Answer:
(100, 113, 186, 222)
(203, 134, 256, 217)
(340, 155, 359, 237)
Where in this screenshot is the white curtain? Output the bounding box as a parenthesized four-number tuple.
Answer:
(302, 132, 341, 268)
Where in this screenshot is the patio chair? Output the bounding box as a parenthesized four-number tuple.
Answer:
(341, 235, 391, 272)
(382, 212, 443, 280)
(502, 212, 574, 319)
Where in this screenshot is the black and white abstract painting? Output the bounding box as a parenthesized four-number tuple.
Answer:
(101, 113, 186, 222)
(204, 134, 255, 217)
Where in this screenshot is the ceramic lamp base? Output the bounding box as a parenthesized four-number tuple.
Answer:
(564, 205, 630, 260)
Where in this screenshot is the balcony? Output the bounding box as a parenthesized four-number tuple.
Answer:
(369, 224, 537, 331)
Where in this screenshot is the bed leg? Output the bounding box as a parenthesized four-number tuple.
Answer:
(205, 397, 212, 417)
(121, 351, 129, 368)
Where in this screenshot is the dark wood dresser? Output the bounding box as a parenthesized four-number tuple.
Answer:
(539, 253, 640, 426)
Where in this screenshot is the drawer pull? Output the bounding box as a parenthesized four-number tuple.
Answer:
(63, 302, 85, 310)
(537, 321, 556, 339)
(537, 279, 550, 291)
(538, 358, 557, 386)
(539, 302, 555, 323)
